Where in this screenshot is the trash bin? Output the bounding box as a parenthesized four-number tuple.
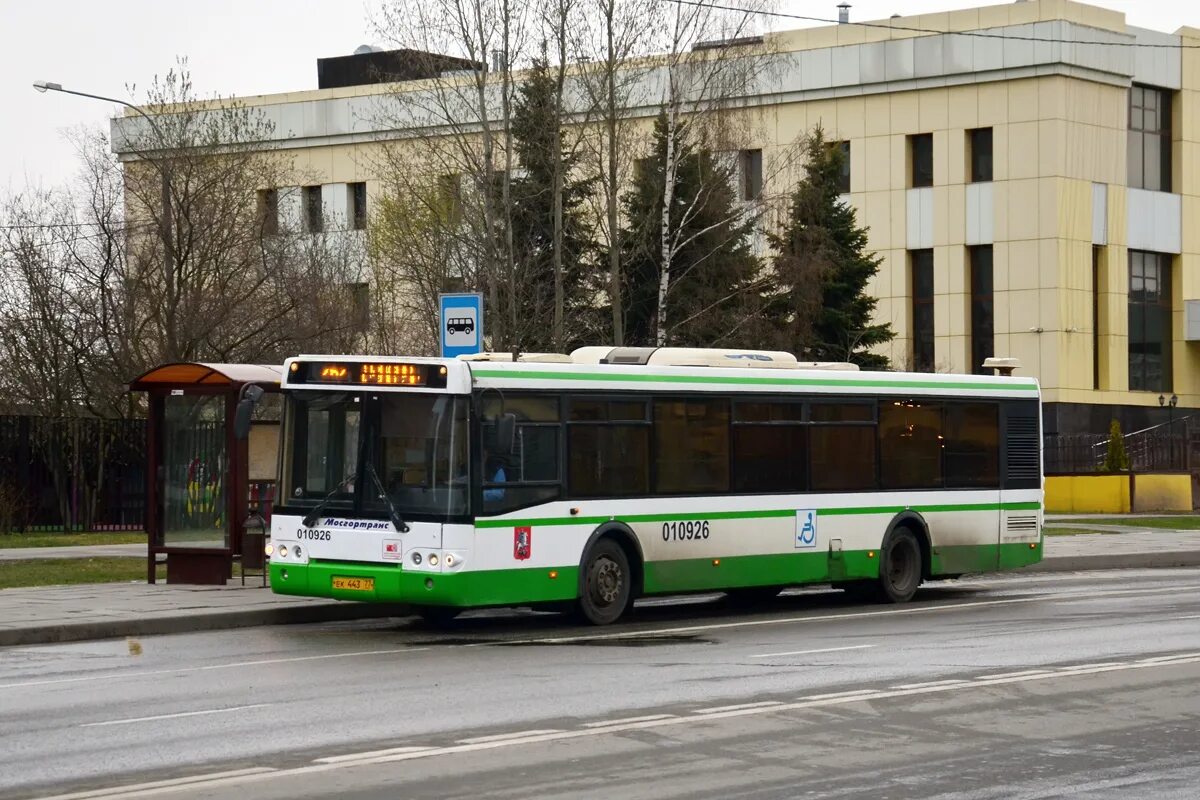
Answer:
(241, 510, 267, 585)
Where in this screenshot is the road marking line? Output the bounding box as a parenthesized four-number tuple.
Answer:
(582, 714, 676, 728)
(973, 669, 1053, 680)
(0, 648, 432, 691)
(891, 679, 969, 690)
(749, 644, 874, 659)
(1056, 662, 1125, 671)
(80, 704, 271, 728)
(692, 701, 783, 714)
(29, 768, 278, 800)
(456, 729, 562, 744)
(315, 747, 435, 764)
(42, 655, 1200, 799)
(796, 689, 880, 701)
(1168, 614, 1200, 620)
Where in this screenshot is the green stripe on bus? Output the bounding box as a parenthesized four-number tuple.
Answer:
(470, 368, 1039, 393)
(474, 500, 1042, 529)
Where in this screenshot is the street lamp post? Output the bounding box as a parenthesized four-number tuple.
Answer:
(1159, 392, 1179, 468)
(33, 80, 176, 358)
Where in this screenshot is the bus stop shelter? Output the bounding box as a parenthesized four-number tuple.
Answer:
(130, 363, 282, 585)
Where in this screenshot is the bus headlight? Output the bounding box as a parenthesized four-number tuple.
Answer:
(277, 545, 288, 558)
(428, 554, 439, 567)
(444, 554, 456, 567)
(265, 544, 274, 557)
(293, 546, 302, 559)
(412, 552, 422, 565)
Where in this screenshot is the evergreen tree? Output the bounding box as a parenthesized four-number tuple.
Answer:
(506, 57, 598, 352)
(617, 115, 762, 347)
(768, 126, 894, 369)
(1103, 419, 1130, 471)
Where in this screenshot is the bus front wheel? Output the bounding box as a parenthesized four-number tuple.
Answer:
(577, 538, 632, 625)
(877, 527, 922, 603)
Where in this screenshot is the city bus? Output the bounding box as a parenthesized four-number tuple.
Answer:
(262, 347, 1043, 625)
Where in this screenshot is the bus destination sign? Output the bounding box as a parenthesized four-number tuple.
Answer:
(293, 361, 448, 388)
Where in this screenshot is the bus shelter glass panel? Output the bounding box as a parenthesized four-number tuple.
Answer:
(162, 394, 228, 548)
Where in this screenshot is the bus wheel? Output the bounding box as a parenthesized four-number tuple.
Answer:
(877, 528, 922, 603)
(416, 606, 461, 627)
(577, 538, 631, 626)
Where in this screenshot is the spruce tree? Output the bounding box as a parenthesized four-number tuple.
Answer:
(1103, 419, 1130, 471)
(617, 115, 762, 347)
(507, 58, 598, 352)
(768, 125, 894, 368)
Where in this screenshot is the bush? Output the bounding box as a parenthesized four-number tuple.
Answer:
(1102, 419, 1130, 472)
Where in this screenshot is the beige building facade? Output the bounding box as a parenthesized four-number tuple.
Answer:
(113, 0, 1200, 435)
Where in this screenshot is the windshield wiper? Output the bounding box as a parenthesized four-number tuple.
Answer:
(366, 459, 410, 533)
(302, 472, 357, 528)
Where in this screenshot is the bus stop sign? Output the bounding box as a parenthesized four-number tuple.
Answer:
(439, 293, 483, 358)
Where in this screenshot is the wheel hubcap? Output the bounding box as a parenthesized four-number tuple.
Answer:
(591, 557, 622, 606)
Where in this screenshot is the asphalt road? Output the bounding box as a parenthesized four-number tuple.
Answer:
(3, 568, 1200, 799)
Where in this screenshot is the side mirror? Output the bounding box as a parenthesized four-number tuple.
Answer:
(234, 384, 265, 440)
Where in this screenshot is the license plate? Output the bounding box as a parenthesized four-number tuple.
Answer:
(332, 576, 374, 592)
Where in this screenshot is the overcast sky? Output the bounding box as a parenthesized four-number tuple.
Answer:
(2, 0, 1197, 192)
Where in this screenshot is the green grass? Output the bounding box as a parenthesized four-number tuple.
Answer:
(1043, 526, 1120, 537)
(0, 557, 164, 590)
(1056, 516, 1200, 530)
(0, 532, 146, 549)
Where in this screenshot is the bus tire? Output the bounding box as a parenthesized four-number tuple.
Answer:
(416, 606, 461, 626)
(877, 527, 922, 603)
(576, 538, 632, 626)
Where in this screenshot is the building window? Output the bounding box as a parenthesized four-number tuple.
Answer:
(437, 174, 462, 224)
(836, 141, 851, 193)
(1128, 250, 1172, 392)
(1093, 246, 1102, 390)
(910, 249, 934, 372)
(909, 133, 933, 188)
(257, 189, 279, 235)
(303, 185, 323, 233)
(1128, 85, 1171, 192)
(968, 128, 992, 183)
(348, 282, 370, 332)
(350, 182, 367, 230)
(969, 245, 994, 375)
(739, 149, 763, 201)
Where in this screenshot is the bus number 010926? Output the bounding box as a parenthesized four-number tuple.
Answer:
(662, 520, 710, 541)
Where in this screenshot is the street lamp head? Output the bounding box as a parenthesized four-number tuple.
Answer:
(1159, 394, 1166, 407)
(32, 81, 62, 94)
(1171, 394, 1179, 408)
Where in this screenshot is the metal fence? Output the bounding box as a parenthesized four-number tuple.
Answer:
(0, 415, 146, 533)
(1044, 420, 1194, 474)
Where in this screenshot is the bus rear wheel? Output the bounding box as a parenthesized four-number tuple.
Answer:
(577, 538, 631, 626)
(877, 528, 922, 603)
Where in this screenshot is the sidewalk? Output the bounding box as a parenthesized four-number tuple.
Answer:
(0, 543, 145, 561)
(1, 528, 1198, 647)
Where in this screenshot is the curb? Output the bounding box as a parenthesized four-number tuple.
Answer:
(3, 553, 1199, 647)
(0, 602, 412, 648)
(1019, 551, 1200, 573)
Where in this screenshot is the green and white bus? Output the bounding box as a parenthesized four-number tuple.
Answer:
(264, 347, 1043, 625)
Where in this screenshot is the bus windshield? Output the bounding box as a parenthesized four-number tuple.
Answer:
(366, 394, 468, 518)
(281, 391, 469, 520)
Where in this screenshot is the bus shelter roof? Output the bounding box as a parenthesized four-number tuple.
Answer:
(129, 362, 283, 391)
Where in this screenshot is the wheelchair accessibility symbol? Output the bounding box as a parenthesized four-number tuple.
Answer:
(795, 509, 817, 549)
